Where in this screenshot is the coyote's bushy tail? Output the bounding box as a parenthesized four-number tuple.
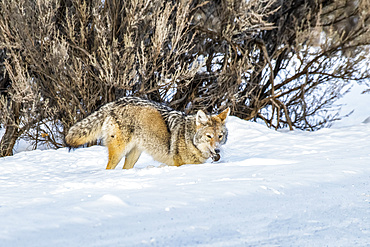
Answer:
(65, 107, 108, 148)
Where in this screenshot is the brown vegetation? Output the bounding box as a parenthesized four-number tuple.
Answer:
(1, 0, 369, 156)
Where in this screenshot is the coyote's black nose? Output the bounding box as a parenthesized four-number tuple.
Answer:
(215, 148, 220, 154)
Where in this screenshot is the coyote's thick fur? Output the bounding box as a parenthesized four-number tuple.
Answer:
(65, 97, 229, 169)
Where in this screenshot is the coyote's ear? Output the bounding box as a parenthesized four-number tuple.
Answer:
(217, 107, 230, 123)
(196, 110, 209, 126)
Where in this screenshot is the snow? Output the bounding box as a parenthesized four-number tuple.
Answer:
(1, 85, 370, 246)
(1, 115, 370, 246)
(334, 83, 370, 127)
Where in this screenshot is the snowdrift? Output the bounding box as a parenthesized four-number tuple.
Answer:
(1, 116, 370, 246)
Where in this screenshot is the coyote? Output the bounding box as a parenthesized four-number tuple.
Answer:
(65, 97, 229, 169)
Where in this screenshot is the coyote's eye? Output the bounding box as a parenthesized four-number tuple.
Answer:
(219, 135, 223, 140)
(206, 134, 212, 139)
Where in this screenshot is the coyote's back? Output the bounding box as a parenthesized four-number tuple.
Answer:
(65, 97, 230, 169)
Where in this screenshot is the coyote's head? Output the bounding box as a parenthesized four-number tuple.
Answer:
(194, 108, 230, 162)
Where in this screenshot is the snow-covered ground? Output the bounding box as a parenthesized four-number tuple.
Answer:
(1, 87, 370, 246)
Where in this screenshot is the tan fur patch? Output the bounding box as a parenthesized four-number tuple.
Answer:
(106, 123, 127, 169)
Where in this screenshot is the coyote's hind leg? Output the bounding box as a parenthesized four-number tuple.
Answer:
(123, 146, 141, 169)
(105, 125, 128, 169)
